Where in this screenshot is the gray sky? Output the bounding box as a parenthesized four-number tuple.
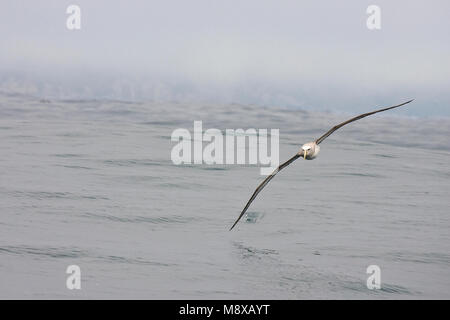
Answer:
(1, 0, 449, 116)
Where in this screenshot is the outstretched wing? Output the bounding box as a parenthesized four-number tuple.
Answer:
(315, 99, 414, 145)
(229, 153, 301, 231)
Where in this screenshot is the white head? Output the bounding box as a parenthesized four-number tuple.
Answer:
(299, 141, 319, 160)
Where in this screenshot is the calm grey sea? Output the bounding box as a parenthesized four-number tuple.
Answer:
(0, 92, 449, 299)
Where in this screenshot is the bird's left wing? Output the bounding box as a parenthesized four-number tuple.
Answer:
(315, 99, 413, 145)
(229, 153, 301, 231)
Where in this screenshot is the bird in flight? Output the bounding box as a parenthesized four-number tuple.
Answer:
(229, 99, 414, 231)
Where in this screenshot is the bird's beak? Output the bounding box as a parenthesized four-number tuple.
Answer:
(303, 150, 307, 159)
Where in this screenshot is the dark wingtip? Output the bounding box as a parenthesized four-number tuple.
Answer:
(398, 99, 414, 106)
(395, 99, 414, 109)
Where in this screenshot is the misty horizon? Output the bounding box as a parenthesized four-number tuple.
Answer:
(1, 1, 449, 116)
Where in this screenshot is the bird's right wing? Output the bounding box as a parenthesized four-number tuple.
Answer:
(229, 153, 301, 231)
(315, 99, 413, 145)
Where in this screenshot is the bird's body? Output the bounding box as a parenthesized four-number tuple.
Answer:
(300, 142, 320, 160)
(229, 99, 414, 231)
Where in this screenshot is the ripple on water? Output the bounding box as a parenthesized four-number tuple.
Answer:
(245, 212, 265, 224)
(0, 245, 87, 259)
(373, 153, 397, 159)
(80, 212, 201, 225)
(8, 190, 109, 201)
(53, 153, 84, 158)
(340, 172, 384, 178)
(379, 284, 414, 295)
(233, 242, 279, 260)
(102, 159, 167, 167)
(57, 165, 94, 170)
(0, 246, 174, 267)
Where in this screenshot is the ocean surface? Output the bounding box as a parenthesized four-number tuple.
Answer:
(0, 92, 449, 299)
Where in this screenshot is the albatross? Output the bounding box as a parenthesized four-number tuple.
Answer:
(229, 99, 414, 231)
